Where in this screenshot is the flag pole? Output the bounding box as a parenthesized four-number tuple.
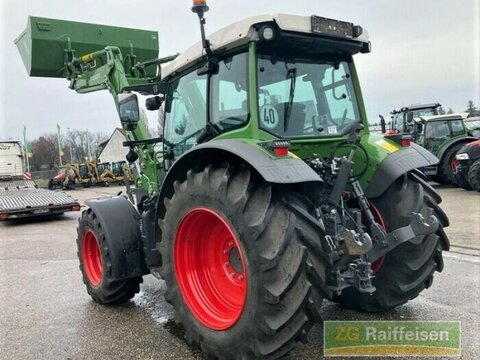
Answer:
(23, 125, 30, 172)
(57, 124, 63, 167)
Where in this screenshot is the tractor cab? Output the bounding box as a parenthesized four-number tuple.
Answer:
(152, 14, 372, 165)
(421, 115, 469, 153)
(390, 103, 441, 139)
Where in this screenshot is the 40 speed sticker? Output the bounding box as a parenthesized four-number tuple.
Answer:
(260, 105, 279, 130)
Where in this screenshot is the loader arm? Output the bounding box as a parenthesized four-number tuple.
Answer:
(64, 48, 177, 195)
(15, 16, 175, 195)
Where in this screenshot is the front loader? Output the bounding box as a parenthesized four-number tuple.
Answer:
(16, 2, 450, 359)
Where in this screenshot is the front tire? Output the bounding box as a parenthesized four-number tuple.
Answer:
(454, 167, 473, 190)
(77, 208, 142, 304)
(334, 174, 449, 312)
(467, 159, 480, 191)
(159, 164, 326, 359)
(437, 144, 463, 184)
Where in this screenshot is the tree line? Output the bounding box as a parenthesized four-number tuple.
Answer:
(438, 100, 480, 117)
(28, 130, 108, 171)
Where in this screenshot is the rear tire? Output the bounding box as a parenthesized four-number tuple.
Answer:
(467, 160, 480, 191)
(437, 144, 463, 184)
(334, 174, 449, 312)
(77, 208, 142, 304)
(159, 164, 326, 359)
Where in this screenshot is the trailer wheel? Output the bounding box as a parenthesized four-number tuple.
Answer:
(77, 208, 142, 304)
(159, 164, 325, 359)
(334, 174, 449, 312)
(467, 159, 480, 191)
(437, 144, 464, 184)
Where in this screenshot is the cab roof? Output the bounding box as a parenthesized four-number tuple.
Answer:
(391, 103, 441, 114)
(421, 113, 468, 122)
(161, 14, 369, 79)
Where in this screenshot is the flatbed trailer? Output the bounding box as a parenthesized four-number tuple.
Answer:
(0, 179, 80, 221)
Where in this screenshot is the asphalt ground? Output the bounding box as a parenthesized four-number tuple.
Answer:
(0, 184, 479, 360)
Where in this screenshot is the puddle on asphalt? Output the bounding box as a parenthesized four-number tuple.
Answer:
(131, 277, 175, 325)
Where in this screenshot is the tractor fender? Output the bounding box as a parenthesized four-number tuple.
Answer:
(85, 195, 148, 279)
(436, 137, 477, 162)
(460, 139, 480, 159)
(365, 142, 439, 198)
(157, 139, 321, 217)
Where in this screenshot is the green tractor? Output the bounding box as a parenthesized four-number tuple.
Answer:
(381, 103, 478, 184)
(16, 3, 449, 359)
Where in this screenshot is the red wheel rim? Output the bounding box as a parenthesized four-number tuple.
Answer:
(174, 208, 247, 330)
(81, 229, 103, 286)
(450, 158, 459, 171)
(370, 202, 386, 274)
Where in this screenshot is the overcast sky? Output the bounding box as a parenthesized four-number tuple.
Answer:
(1, 0, 479, 140)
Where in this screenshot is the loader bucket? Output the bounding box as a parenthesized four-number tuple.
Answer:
(15, 16, 159, 78)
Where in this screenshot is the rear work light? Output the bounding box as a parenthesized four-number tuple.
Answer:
(259, 140, 291, 157)
(401, 138, 411, 147)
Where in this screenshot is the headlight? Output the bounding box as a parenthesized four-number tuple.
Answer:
(455, 153, 469, 160)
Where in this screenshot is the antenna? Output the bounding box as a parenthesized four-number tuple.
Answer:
(191, 0, 212, 57)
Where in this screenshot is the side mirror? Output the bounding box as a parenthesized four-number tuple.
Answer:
(118, 93, 140, 131)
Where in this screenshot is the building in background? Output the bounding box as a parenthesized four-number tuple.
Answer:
(97, 128, 128, 163)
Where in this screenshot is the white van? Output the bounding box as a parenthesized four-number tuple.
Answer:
(0, 141, 24, 179)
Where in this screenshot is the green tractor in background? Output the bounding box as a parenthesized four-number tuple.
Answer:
(380, 103, 478, 184)
(16, 2, 450, 359)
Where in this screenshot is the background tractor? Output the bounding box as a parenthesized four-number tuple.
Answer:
(381, 103, 478, 184)
(454, 139, 480, 191)
(16, 3, 450, 359)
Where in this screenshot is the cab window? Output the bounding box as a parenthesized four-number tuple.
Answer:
(164, 71, 207, 155)
(450, 120, 465, 137)
(210, 53, 249, 131)
(425, 122, 450, 139)
(257, 52, 361, 138)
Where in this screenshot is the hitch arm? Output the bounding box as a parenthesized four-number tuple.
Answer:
(368, 212, 439, 262)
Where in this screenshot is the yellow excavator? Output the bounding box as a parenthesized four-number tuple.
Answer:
(112, 161, 134, 184)
(96, 162, 116, 185)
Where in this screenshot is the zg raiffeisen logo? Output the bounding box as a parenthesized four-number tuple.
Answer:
(324, 321, 461, 357)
